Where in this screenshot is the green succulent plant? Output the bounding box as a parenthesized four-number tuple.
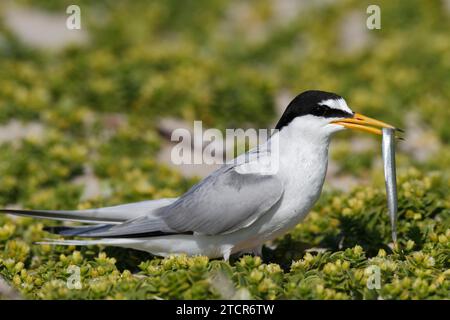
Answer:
(0, 0, 449, 299)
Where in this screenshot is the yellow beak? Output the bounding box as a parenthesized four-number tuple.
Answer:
(331, 113, 400, 136)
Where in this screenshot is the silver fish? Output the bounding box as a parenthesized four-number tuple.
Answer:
(382, 128, 398, 242)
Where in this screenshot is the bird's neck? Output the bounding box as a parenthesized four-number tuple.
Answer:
(276, 125, 331, 159)
(252, 124, 331, 240)
(268, 124, 331, 195)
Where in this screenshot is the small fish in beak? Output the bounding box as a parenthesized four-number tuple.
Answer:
(382, 128, 398, 243)
(333, 112, 402, 243)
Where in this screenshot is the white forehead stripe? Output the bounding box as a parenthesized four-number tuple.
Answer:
(318, 98, 353, 114)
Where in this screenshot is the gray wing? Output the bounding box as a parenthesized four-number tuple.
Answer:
(162, 166, 284, 235)
(76, 163, 284, 238)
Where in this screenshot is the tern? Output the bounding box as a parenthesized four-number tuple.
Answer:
(0, 90, 398, 260)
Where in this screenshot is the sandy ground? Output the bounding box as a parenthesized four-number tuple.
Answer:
(0, 277, 22, 299)
(2, 2, 88, 50)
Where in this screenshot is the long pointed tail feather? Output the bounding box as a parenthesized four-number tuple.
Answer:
(0, 208, 123, 224)
(43, 224, 112, 236)
(0, 197, 178, 224)
(36, 238, 146, 247)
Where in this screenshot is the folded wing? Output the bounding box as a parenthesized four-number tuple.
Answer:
(73, 160, 284, 238)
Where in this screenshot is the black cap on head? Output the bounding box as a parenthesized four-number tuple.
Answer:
(275, 90, 354, 130)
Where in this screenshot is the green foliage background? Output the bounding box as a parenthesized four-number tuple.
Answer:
(0, 0, 449, 299)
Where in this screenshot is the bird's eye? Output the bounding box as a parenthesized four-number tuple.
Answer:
(312, 105, 328, 117)
(313, 104, 353, 119)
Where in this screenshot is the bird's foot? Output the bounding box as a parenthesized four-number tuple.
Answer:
(238, 245, 263, 258)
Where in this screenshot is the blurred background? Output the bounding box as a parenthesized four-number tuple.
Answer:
(0, 0, 449, 211)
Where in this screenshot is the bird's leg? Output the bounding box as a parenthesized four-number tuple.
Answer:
(222, 245, 233, 261)
(238, 245, 263, 258)
(250, 245, 263, 257)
